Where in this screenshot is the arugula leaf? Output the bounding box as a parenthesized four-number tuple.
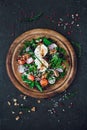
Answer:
(43, 37, 52, 46)
(24, 41, 31, 47)
(35, 81, 43, 92)
(58, 47, 66, 55)
(60, 70, 66, 78)
(50, 54, 63, 68)
(24, 39, 36, 50)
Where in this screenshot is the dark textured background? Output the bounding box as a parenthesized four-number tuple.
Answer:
(0, 0, 87, 130)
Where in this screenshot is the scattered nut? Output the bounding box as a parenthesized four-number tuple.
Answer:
(31, 107, 36, 112)
(41, 73, 47, 79)
(50, 49, 57, 54)
(37, 100, 41, 103)
(8, 101, 11, 106)
(28, 110, 31, 113)
(12, 111, 15, 114)
(15, 116, 20, 121)
(23, 96, 26, 100)
(62, 63, 66, 69)
(14, 102, 19, 106)
(19, 111, 23, 115)
(22, 54, 30, 60)
(53, 70, 59, 77)
(13, 98, 17, 102)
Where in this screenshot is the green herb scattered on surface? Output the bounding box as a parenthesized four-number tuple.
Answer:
(20, 12, 43, 22)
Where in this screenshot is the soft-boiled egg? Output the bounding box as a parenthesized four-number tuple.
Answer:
(35, 58, 48, 72)
(34, 44, 48, 72)
(34, 44, 48, 58)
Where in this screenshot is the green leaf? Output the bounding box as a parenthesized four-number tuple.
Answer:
(59, 47, 66, 55)
(21, 75, 27, 80)
(20, 12, 43, 22)
(50, 54, 63, 68)
(43, 37, 52, 46)
(24, 41, 31, 47)
(22, 74, 34, 86)
(29, 81, 35, 88)
(60, 71, 66, 78)
(35, 81, 43, 92)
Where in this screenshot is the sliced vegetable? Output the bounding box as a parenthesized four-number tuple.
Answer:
(18, 65, 25, 73)
(28, 74, 35, 81)
(59, 47, 66, 55)
(26, 47, 30, 52)
(22, 75, 34, 88)
(18, 59, 25, 65)
(56, 68, 63, 73)
(40, 78, 48, 87)
(48, 77, 56, 84)
(26, 57, 34, 64)
(48, 43, 57, 50)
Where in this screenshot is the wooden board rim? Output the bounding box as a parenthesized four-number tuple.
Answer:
(6, 28, 77, 98)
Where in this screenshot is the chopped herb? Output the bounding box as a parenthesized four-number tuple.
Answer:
(20, 12, 43, 22)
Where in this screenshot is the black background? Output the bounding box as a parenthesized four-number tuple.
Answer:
(0, 0, 87, 130)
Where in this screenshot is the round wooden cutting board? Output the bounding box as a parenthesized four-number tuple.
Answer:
(6, 29, 77, 98)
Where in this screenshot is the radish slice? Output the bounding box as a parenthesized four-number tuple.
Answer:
(56, 68, 63, 73)
(18, 65, 25, 73)
(26, 47, 30, 52)
(48, 43, 57, 50)
(26, 57, 34, 64)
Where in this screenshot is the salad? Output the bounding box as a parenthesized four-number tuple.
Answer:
(17, 37, 69, 92)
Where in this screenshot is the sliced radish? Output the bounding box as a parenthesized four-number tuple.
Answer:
(48, 43, 57, 50)
(26, 47, 30, 52)
(26, 57, 34, 64)
(18, 65, 25, 73)
(56, 68, 63, 73)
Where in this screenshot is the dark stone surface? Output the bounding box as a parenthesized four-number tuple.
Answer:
(0, 0, 87, 130)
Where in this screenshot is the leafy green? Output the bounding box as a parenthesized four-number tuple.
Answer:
(60, 70, 66, 78)
(21, 75, 27, 80)
(35, 81, 43, 92)
(50, 54, 63, 68)
(20, 12, 43, 22)
(46, 70, 54, 79)
(58, 47, 66, 55)
(24, 39, 36, 49)
(29, 64, 37, 72)
(21, 75, 34, 88)
(43, 37, 52, 46)
(24, 41, 31, 47)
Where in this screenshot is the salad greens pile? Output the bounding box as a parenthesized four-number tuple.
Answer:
(17, 37, 69, 92)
